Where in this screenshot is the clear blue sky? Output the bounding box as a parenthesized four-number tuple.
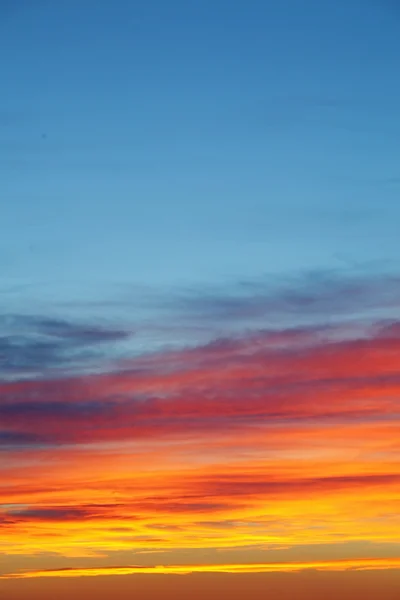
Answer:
(1, 0, 400, 306)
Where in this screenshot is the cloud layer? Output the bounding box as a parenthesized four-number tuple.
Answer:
(1, 272, 399, 578)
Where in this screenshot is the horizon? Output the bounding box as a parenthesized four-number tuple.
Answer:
(1, 1, 400, 598)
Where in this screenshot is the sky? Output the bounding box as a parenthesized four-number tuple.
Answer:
(1, 0, 400, 598)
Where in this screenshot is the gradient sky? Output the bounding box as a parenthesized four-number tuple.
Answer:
(1, 1, 400, 599)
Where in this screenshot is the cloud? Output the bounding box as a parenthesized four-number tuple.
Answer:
(1, 270, 399, 569)
(7, 507, 96, 521)
(0, 315, 132, 378)
(2, 557, 400, 579)
(0, 430, 42, 447)
(187, 473, 400, 500)
(1, 314, 400, 448)
(3, 504, 130, 523)
(174, 271, 400, 325)
(59, 269, 400, 333)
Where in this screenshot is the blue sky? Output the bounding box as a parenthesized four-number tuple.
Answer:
(1, 0, 400, 308)
(2, 3, 400, 591)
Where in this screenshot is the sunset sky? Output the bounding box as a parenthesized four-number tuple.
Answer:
(1, 1, 400, 598)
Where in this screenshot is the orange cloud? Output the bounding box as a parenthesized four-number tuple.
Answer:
(1, 310, 399, 578)
(3, 558, 400, 579)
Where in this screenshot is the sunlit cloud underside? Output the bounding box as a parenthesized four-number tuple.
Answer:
(1, 273, 399, 579)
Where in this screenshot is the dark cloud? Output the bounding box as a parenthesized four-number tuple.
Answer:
(176, 271, 400, 325)
(0, 399, 113, 420)
(1, 271, 400, 450)
(0, 430, 43, 447)
(0, 315, 132, 378)
(9, 506, 103, 522)
(3, 502, 133, 523)
(8, 507, 93, 521)
(1, 312, 400, 449)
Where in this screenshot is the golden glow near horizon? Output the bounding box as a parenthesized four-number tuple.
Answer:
(1, 322, 400, 580)
(3, 557, 400, 580)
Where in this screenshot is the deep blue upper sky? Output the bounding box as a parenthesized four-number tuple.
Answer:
(1, 0, 400, 308)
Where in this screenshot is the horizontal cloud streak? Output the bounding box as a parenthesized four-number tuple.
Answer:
(171, 270, 400, 325)
(1, 319, 400, 447)
(1, 271, 399, 577)
(3, 557, 400, 579)
(0, 315, 132, 379)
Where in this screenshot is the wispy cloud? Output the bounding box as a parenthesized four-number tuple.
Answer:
(1, 271, 399, 577)
(3, 557, 400, 579)
(0, 315, 132, 379)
